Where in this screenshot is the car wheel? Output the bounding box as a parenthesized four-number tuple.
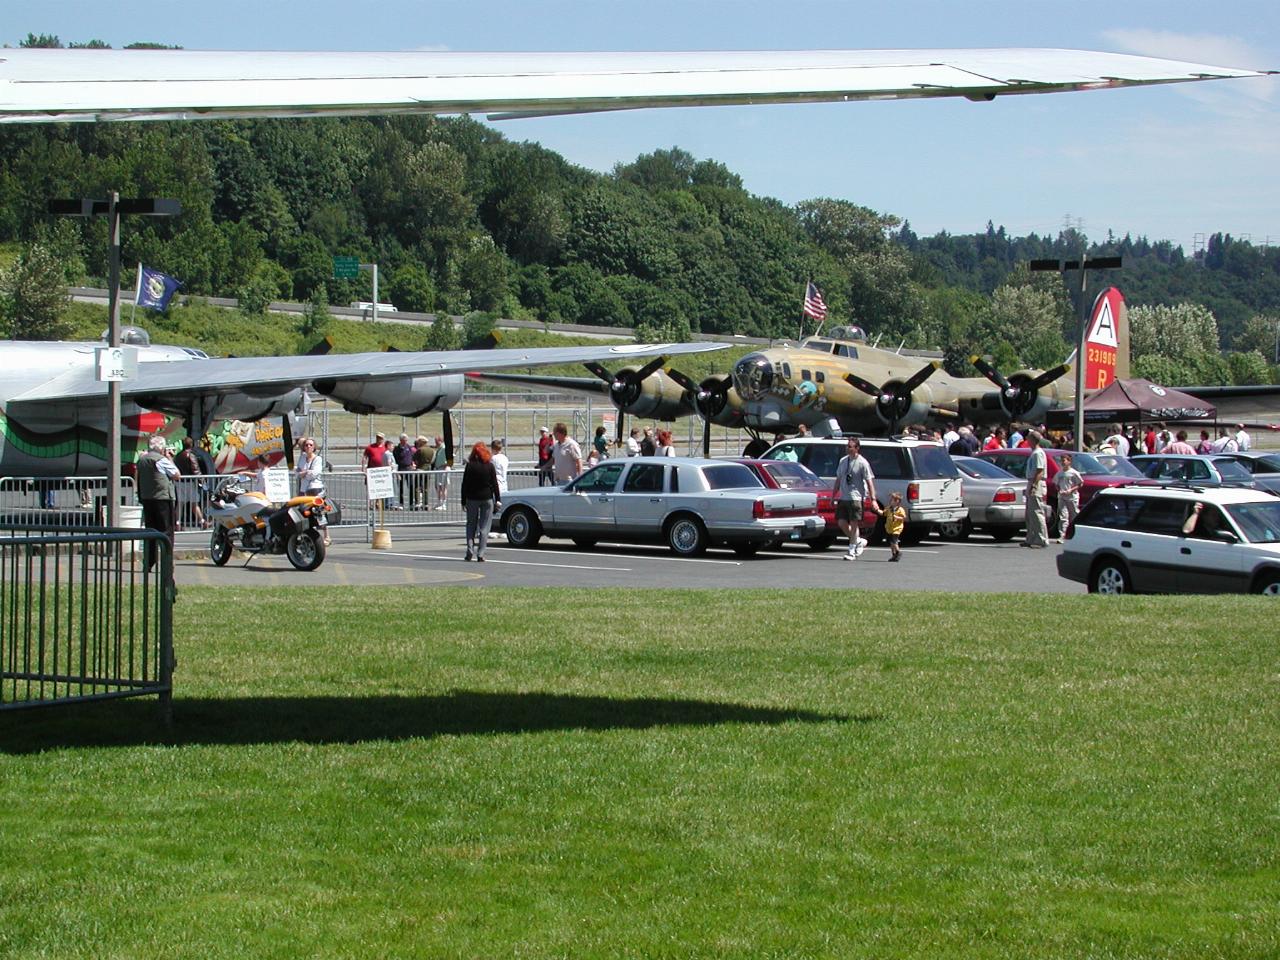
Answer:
(1089, 558, 1131, 595)
(731, 542, 760, 558)
(667, 514, 708, 557)
(285, 529, 326, 571)
(210, 528, 232, 566)
(936, 517, 971, 542)
(989, 527, 1018, 543)
(1253, 572, 1280, 596)
(807, 533, 837, 552)
(571, 536, 597, 549)
(505, 507, 542, 548)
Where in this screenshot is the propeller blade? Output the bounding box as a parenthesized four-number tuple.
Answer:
(1028, 363, 1071, 391)
(281, 414, 295, 469)
(702, 417, 712, 458)
(583, 362, 614, 384)
(665, 366, 699, 394)
(633, 355, 669, 382)
(442, 413, 454, 467)
(843, 372, 881, 397)
(970, 355, 1011, 391)
(616, 415, 625, 446)
(902, 361, 941, 393)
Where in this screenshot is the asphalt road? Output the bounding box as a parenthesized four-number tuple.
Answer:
(173, 525, 1078, 593)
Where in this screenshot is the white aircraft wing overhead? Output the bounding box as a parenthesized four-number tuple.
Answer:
(0, 48, 1270, 124)
(9, 341, 726, 404)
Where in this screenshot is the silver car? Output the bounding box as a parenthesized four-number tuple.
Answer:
(940, 456, 1026, 541)
(499, 456, 824, 557)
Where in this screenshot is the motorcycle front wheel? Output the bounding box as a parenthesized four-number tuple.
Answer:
(210, 528, 233, 566)
(286, 528, 326, 571)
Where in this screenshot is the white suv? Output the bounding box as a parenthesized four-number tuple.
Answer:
(762, 437, 965, 544)
(1057, 485, 1280, 595)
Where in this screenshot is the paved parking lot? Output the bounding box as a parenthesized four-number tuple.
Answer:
(174, 526, 1077, 593)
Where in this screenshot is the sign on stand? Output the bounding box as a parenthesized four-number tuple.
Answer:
(262, 468, 292, 504)
(366, 466, 394, 501)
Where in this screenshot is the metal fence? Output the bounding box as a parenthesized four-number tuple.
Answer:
(0, 475, 138, 530)
(1, 526, 174, 718)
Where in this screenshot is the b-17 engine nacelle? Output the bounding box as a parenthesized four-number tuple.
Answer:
(313, 374, 464, 416)
(695, 374, 744, 427)
(608, 367, 695, 422)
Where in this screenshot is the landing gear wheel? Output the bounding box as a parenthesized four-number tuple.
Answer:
(1089, 559, 1131, 595)
(286, 529, 326, 571)
(210, 528, 232, 566)
(667, 515, 708, 557)
(936, 517, 971, 542)
(505, 508, 542, 548)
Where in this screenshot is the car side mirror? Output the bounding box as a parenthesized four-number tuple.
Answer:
(1213, 529, 1239, 544)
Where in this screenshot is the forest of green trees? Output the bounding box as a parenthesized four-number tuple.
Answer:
(2, 34, 1278, 386)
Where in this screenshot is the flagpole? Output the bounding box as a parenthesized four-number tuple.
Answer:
(798, 281, 808, 341)
(130, 262, 142, 325)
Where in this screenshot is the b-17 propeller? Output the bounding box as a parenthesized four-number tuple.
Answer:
(585, 355, 671, 443)
(843, 361, 940, 435)
(970, 356, 1071, 420)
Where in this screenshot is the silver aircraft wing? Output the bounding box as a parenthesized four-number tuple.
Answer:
(9, 341, 727, 404)
(0, 48, 1271, 124)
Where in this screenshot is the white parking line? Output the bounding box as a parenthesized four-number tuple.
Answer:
(497, 547, 744, 565)
(369, 551, 632, 572)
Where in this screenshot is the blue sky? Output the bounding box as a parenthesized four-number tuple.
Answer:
(9, 0, 1278, 249)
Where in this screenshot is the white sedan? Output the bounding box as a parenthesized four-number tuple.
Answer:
(498, 456, 825, 557)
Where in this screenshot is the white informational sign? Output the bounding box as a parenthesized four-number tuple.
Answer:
(95, 346, 138, 382)
(366, 466, 394, 500)
(602, 414, 616, 441)
(262, 467, 292, 504)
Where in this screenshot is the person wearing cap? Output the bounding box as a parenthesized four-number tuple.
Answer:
(362, 432, 386, 471)
(536, 426, 555, 486)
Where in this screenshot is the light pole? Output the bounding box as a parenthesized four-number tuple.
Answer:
(1030, 255, 1121, 451)
(49, 195, 181, 527)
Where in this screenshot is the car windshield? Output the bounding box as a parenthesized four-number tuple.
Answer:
(909, 445, 960, 479)
(1224, 501, 1280, 543)
(702, 464, 764, 490)
(954, 458, 1017, 480)
(1052, 452, 1109, 475)
(761, 461, 822, 489)
(1094, 455, 1146, 478)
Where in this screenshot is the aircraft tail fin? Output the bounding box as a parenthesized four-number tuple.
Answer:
(1079, 286, 1129, 390)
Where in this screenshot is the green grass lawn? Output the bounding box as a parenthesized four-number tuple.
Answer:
(2, 588, 1276, 959)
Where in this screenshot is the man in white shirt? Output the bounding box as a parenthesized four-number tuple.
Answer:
(1235, 424, 1251, 451)
(1211, 429, 1238, 453)
(1106, 427, 1130, 457)
(942, 427, 960, 448)
(551, 422, 583, 483)
(624, 428, 641, 457)
(1022, 431, 1050, 548)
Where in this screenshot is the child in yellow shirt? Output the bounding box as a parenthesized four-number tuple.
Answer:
(884, 491, 907, 562)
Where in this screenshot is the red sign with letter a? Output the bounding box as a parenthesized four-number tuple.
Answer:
(1084, 287, 1123, 390)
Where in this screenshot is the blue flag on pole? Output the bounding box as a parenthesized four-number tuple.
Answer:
(135, 266, 182, 310)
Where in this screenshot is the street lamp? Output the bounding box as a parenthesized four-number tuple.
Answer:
(1030, 255, 1122, 451)
(49, 194, 181, 527)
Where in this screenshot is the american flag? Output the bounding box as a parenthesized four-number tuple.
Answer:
(802, 281, 827, 321)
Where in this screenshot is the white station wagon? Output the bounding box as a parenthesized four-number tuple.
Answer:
(498, 456, 824, 557)
(1057, 485, 1280, 595)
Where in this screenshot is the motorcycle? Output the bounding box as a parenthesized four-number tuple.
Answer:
(207, 477, 333, 571)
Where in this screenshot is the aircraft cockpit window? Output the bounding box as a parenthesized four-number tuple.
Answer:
(815, 371, 825, 383)
(782, 363, 792, 380)
(835, 344, 859, 360)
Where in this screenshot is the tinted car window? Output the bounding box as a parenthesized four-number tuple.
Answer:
(1212, 459, 1253, 481)
(908, 446, 960, 479)
(702, 464, 764, 490)
(860, 446, 907, 480)
(622, 463, 665, 493)
(571, 462, 624, 493)
(1050, 451, 1108, 475)
(1254, 454, 1280, 472)
(1094, 455, 1146, 478)
(986, 454, 1028, 477)
(1077, 494, 1144, 530)
(796, 444, 844, 479)
(1133, 499, 1188, 536)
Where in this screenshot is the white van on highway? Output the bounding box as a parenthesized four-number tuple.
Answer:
(349, 301, 398, 314)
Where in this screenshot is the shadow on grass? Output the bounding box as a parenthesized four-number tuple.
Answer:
(1, 691, 869, 753)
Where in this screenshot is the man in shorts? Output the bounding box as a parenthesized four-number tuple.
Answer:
(832, 436, 879, 560)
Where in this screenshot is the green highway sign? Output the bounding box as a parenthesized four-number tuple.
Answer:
(333, 256, 359, 279)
